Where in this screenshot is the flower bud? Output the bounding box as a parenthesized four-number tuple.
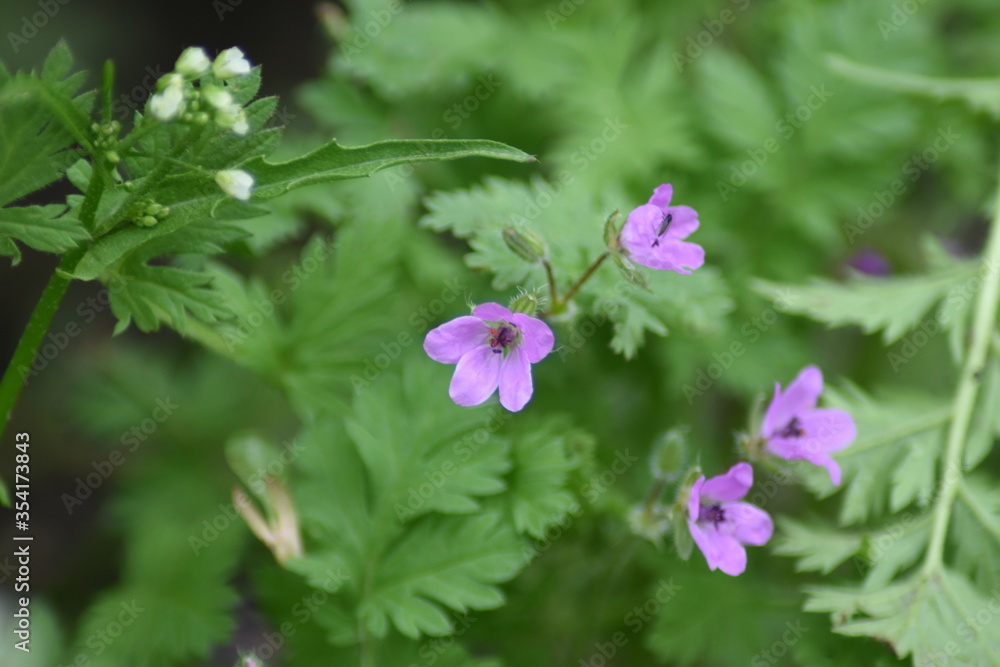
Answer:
(603, 209, 620, 250)
(215, 169, 255, 201)
(201, 85, 235, 111)
(502, 227, 546, 262)
(176, 47, 211, 77)
(650, 428, 688, 482)
(213, 47, 252, 79)
(509, 293, 539, 316)
(148, 84, 185, 122)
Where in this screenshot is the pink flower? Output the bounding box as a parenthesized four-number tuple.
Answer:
(423, 303, 554, 412)
(687, 462, 773, 576)
(619, 184, 704, 274)
(762, 366, 856, 485)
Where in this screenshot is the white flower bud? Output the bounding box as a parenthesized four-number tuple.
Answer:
(175, 47, 211, 77)
(148, 84, 185, 122)
(201, 85, 234, 111)
(213, 47, 251, 80)
(215, 169, 254, 201)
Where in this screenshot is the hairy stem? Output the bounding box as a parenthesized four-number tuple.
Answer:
(922, 172, 1000, 574)
(560, 251, 610, 307)
(0, 247, 85, 437)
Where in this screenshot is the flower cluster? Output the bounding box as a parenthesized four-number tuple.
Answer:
(419, 183, 855, 578)
(148, 46, 252, 136)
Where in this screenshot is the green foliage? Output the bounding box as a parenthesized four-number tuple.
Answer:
(288, 364, 583, 644)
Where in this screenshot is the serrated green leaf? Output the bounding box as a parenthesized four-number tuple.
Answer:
(292, 364, 529, 640)
(502, 421, 578, 539)
(806, 568, 1000, 664)
(754, 262, 977, 344)
(0, 204, 89, 255)
(953, 476, 1000, 591)
(773, 517, 863, 574)
(813, 385, 948, 524)
(246, 138, 534, 200)
(696, 49, 779, 150)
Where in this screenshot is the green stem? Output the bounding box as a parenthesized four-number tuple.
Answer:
(0, 247, 85, 437)
(922, 172, 1000, 575)
(558, 251, 610, 310)
(542, 259, 558, 311)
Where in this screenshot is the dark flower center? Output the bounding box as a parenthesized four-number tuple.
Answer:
(777, 417, 806, 439)
(700, 503, 726, 526)
(488, 325, 516, 353)
(651, 213, 673, 247)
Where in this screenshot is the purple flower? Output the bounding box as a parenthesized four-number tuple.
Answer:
(761, 366, 856, 485)
(423, 303, 554, 412)
(687, 462, 773, 576)
(619, 184, 705, 274)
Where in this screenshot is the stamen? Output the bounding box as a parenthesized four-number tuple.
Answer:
(777, 417, 806, 439)
(488, 325, 515, 353)
(700, 503, 726, 526)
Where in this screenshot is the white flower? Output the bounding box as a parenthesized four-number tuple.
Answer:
(201, 86, 235, 110)
(213, 47, 251, 80)
(215, 169, 254, 201)
(175, 47, 211, 77)
(214, 103, 249, 135)
(148, 84, 185, 122)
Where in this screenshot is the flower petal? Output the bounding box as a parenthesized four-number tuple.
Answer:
(620, 204, 662, 253)
(767, 409, 855, 486)
(762, 366, 823, 437)
(448, 347, 501, 407)
(700, 462, 753, 502)
(627, 239, 704, 274)
(511, 313, 554, 363)
(424, 316, 488, 363)
(498, 347, 533, 411)
(689, 521, 747, 575)
(687, 475, 706, 521)
(647, 183, 673, 211)
(725, 502, 774, 546)
(664, 205, 699, 240)
(473, 302, 514, 322)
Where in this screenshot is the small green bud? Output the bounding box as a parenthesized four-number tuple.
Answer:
(603, 209, 620, 250)
(156, 206, 170, 220)
(105, 151, 120, 165)
(509, 293, 539, 316)
(192, 111, 211, 125)
(145, 202, 163, 216)
(137, 215, 158, 228)
(650, 428, 688, 482)
(502, 227, 547, 263)
(672, 510, 694, 560)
